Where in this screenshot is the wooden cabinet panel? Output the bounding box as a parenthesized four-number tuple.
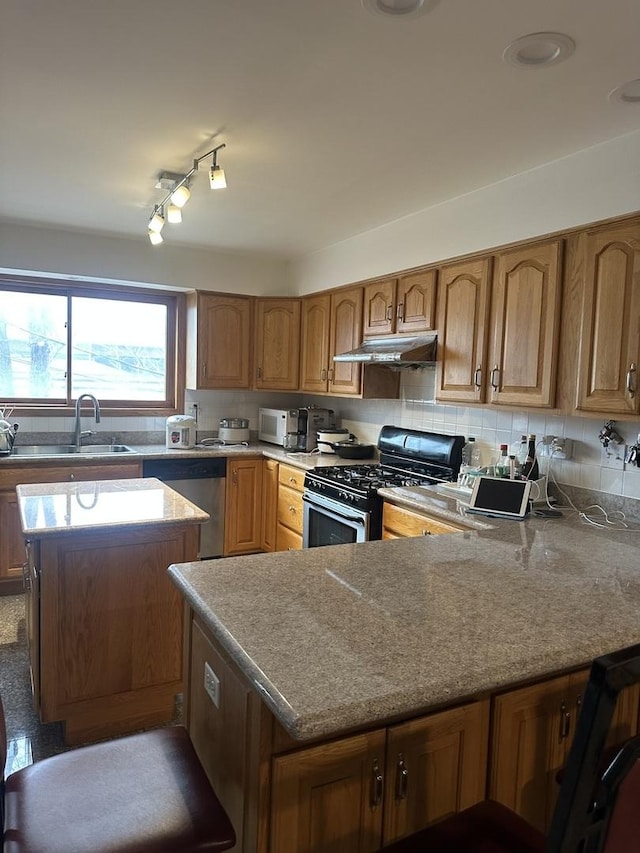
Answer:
(261, 459, 279, 552)
(329, 287, 363, 396)
(382, 502, 465, 537)
(0, 491, 26, 581)
(278, 463, 305, 492)
(224, 458, 264, 556)
(270, 729, 386, 853)
(186, 292, 252, 389)
(301, 294, 331, 393)
(382, 700, 489, 844)
(436, 257, 492, 403)
(363, 271, 436, 337)
(277, 484, 304, 536)
(489, 240, 562, 407)
(254, 298, 301, 391)
(576, 220, 640, 413)
(276, 523, 302, 551)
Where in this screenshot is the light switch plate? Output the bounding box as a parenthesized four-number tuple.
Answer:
(204, 662, 220, 708)
(601, 444, 626, 470)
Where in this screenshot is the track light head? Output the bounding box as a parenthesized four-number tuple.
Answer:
(148, 206, 165, 233)
(209, 149, 227, 189)
(167, 204, 182, 224)
(170, 183, 191, 208)
(148, 228, 163, 245)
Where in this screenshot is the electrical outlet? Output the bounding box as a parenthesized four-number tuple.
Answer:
(601, 443, 626, 470)
(540, 436, 572, 460)
(204, 662, 220, 708)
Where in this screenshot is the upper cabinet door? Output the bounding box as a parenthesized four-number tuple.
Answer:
(488, 240, 562, 408)
(187, 293, 252, 390)
(363, 278, 396, 336)
(254, 298, 301, 391)
(396, 269, 437, 334)
(576, 220, 640, 414)
(436, 257, 492, 403)
(300, 293, 331, 393)
(329, 286, 363, 396)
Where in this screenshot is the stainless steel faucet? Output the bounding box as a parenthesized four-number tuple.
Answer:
(74, 394, 101, 448)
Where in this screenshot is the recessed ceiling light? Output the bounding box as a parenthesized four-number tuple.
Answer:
(502, 32, 575, 69)
(361, 0, 439, 19)
(609, 78, 640, 104)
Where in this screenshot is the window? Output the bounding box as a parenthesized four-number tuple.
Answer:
(0, 278, 184, 413)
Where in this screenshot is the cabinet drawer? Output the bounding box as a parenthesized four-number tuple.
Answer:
(278, 463, 305, 493)
(0, 461, 142, 490)
(382, 503, 464, 537)
(276, 523, 302, 551)
(277, 485, 304, 534)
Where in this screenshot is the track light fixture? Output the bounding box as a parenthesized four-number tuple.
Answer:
(148, 143, 227, 245)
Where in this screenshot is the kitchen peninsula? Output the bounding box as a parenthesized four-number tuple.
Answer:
(17, 476, 208, 746)
(169, 503, 640, 851)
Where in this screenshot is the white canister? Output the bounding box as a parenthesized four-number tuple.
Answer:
(166, 415, 196, 449)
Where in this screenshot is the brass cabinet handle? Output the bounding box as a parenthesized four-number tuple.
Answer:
(22, 560, 31, 591)
(328, 367, 334, 382)
(395, 753, 409, 800)
(490, 365, 500, 391)
(386, 305, 393, 321)
(421, 529, 432, 536)
(371, 759, 383, 808)
(288, 505, 296, 514)
(396, 302, 404, 321)
(201, 361, 207, 378)
(474, 366, 483, 388)
(289, 476, 297, 485)
(256, 366, 262, 379)
(232, 467, 237, 485)
(627, 363, 636, 396)
(559, 702, 571, 740)
(321, 368, 327, 381)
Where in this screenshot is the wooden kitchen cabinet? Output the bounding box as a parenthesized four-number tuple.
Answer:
(382, 700, 489, 845)
(382, 501, 466, 538)
(261, 458, 279, 552)
(489, 671, 640, 834)
(363, 270, 437, 337)
(436, 256, 493, 404)
(186, 291, 252, 390)
(276, 462, 304, 550)
(271, 729, 386, 852)
(0, 459, 142, 594)
(435, 241, 562, 408)
(575, 219, 640, 414)
(254, 298, 301, 391)
(224, 457, 264, 556)
(329, 286, 364, 396)
(300, 293, 331, 394)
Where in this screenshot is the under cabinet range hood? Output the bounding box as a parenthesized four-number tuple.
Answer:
(332, 334, 437, 367)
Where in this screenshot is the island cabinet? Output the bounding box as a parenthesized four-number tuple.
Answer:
(435, 240, 562, 408)
(0, 459, 142, 594)
(275, 462, 304, 551)
(382, 502, 466, 538)
(489, 670, 640, 834)
(260, 458, 279, 552)
(224, 457, 264, 556)
(575, 218, 640, 414)
(186, 291, 253, 390)
(362, 270, 437, 337)
(183, 612, 490, 853)
(254, 297, 301, 391)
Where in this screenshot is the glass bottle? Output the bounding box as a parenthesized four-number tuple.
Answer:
(497, 443, 509, 477)
(521, 434, 539, 480)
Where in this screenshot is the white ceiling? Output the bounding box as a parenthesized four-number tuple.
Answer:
(1, 0, 639, 259)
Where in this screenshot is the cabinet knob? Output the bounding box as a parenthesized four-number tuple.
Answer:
(288, 505, 296, 514)
(395, 753, 409, 800)
(370, 759, 383, 808)
(421, 529, 432, 536)
(289, 476, 297, 485)
(69, 473, 75, 480)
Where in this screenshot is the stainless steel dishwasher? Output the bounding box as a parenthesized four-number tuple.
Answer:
(142, 457, 226, 558)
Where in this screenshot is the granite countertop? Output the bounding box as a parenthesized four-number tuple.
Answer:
(169, 509, 640, 742)
(16, 477, 209, 537)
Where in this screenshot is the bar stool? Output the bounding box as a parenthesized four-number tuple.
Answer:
(1, 694, 236, 853)
(379, 642, 640, 853)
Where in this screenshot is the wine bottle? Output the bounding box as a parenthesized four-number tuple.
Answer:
(521, 434, 539, 480)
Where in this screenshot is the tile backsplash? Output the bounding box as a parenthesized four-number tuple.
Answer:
(12, 369, 640, 501)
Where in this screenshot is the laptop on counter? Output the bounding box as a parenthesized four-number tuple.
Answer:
(465, 476, 532, 520)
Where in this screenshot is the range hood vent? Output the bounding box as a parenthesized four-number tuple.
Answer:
(332, 333, 437, 367)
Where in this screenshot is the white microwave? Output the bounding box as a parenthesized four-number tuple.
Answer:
(258, 407, 300, 446)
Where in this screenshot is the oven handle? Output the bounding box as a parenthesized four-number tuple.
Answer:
(303, 493, 367, 526)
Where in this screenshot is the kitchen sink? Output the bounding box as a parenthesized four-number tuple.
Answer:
(10, 444, 135, 456)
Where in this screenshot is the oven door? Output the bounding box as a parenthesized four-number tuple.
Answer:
(303, 492, 370, 548)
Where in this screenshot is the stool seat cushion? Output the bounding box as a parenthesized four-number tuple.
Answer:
(380, 800, 545, 853)
(3, 725, 235, 853)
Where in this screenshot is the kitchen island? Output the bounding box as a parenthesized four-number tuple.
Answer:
(168, 500, 640, 851)
(17, 476, 208, 745)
